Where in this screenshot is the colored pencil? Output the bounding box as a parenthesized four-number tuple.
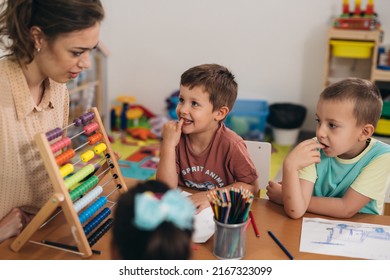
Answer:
(207, 187, 254, 224)
(249, 210, 260, 237)
(267, 231, 294, 260)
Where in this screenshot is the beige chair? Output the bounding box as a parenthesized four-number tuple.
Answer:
(244, 140, 272, 193)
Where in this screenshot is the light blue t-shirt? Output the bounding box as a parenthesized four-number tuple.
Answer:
(312, 139, 390, 214)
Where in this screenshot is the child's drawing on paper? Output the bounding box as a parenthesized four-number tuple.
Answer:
(300, 218, 390, 259)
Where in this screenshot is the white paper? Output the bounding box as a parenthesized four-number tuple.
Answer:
(192, 206, 215, 243)
(181, 191, 215, 243)
(300, 217, 390, 260)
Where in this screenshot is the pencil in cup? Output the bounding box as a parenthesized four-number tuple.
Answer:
(213, 218, 247, 259)
(207, 187, 254, 224)
(208, 187, 253, 259)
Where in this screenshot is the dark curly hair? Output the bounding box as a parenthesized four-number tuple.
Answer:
(0, 0, 104, 63)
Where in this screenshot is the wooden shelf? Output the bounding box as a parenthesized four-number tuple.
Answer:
(371, 69, 390, 82)
(68, 80, 99, 94)
(325, 28, 382, 42)
(67, 45, 108, 127)
(323, 28, 386, 87)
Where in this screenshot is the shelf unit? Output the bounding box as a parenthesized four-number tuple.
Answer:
(323, 28, 390, 87)
(67, 43, 109, 129)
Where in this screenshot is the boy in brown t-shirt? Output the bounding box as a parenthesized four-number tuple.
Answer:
(156, 64, 259, 212)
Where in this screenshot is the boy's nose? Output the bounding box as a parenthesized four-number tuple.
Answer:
(177, 104, 189, 115)
(316, 124, 326, 139)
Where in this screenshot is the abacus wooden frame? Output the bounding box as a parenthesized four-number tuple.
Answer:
(10, 107, 127, 258)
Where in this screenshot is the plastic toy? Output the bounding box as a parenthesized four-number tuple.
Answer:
(110, 95, 136, 131)
(110, 95, 156, 133)
(132, 104, 156, 119)
(365, 0, 374, 17)
(334, 0, 380, 30)
(353, 0, 361, 17)
(166, 90, 179, 120)
(126, 127, 157, 141)
(342, 0, 349, 16)
(117, 95, 136, 104)
(126, 107, 143, 127)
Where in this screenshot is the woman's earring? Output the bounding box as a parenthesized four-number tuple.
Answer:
(36, 48, 41, 53)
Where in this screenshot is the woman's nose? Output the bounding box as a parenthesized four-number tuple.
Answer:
(78, 53, 92, 69)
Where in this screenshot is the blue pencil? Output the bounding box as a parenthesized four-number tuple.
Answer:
(267, 231, 294, 260)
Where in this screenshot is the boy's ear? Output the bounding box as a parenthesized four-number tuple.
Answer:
(359, 124, 375, 141)
(214, 106, 229, 121)
(30, 26, 45, 49)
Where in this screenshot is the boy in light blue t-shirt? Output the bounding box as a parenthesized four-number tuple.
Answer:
(267, 78, 390, 219)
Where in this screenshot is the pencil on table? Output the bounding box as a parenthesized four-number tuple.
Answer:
(267, 230, 294, 260)
(249, 210, 260, 237)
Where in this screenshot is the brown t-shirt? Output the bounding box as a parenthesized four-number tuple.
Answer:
(0, 58, 69, 218)
(176, 123, 258, 191)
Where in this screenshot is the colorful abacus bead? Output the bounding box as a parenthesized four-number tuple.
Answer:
(64, 164, 95, 190)
(93, 143, 107, 154)
(69, 176, 99, 201)
(87, 218, 114, 246)
(55, 149, 76, 166)
(59, 163, 74, 178)
(79, 196, 107, 224)
(83, 207, 111, 235)
(81, 150, 95, 162)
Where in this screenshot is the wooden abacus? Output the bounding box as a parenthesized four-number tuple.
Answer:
(10, 107, 128, 258)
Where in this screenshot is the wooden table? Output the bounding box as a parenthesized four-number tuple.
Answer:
(193, 198, 390, 260)
(1, 196, 390, 260)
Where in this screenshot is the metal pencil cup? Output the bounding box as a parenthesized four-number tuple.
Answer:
(213, 219, 247, 259)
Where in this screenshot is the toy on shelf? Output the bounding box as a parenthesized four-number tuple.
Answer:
(10, 108, 128, 258)
(342, 0, 350, 15)
(377, 45, 390, 71)
(334, 0, 380, 30)
(353, 0, 361, 17)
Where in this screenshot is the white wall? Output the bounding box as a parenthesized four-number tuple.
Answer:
(100, 0, 390, 131)
(3, 1, 388, 132)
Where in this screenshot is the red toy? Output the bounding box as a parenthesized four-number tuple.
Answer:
(334, 0, 380, 30)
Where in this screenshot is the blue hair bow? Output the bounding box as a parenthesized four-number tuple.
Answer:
(134, 190, 195, 231)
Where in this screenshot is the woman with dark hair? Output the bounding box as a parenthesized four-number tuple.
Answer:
(112, 180, 195, 260)
(0, 0, 105, 243)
